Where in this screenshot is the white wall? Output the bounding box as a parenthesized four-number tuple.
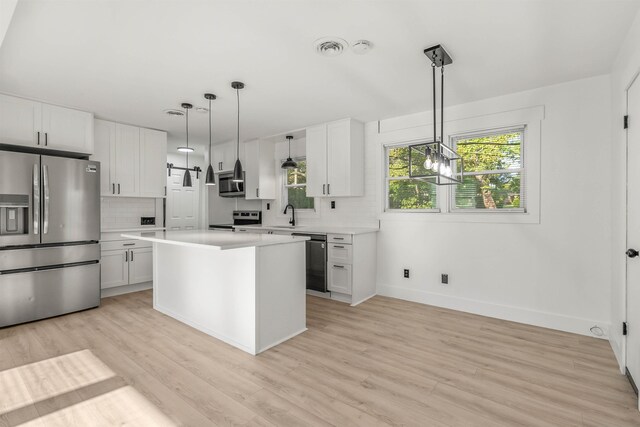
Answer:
(610, 9, 640, 370)
(374, 75, 612, 338)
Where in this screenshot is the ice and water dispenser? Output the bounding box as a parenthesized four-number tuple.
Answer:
(0, 194, 29, 236)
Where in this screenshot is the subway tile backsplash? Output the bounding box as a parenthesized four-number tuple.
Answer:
(101, 197, 157, 230)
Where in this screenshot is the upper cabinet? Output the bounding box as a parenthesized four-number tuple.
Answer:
(306, 118, 364, 198)
(92, 119, 167, 198)
(212, 141, 237, 173)
(244, 139, 276, 200)
(0, 93, 93, 154)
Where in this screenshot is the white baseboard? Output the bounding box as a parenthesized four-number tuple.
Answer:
(378, 284, 610, 339)
(609, 334, 626, 374)
(101, 282, 152, 298)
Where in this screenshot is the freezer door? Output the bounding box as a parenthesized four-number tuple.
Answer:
(0, 262, 100, 327)
(41, 156, 100, 244)
(0, 151, 40, 247)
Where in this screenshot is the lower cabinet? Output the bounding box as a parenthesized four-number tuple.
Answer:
(101, 240, 153, 289)
(326, 232, 377, 305)
(328, 263, 352, 295)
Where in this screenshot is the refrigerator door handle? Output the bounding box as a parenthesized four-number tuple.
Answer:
(33, 164, 39, 235)
(42, 164, 49, 234)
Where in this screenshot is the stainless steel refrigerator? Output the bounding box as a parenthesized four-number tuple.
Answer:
(0, 150, 100, 327)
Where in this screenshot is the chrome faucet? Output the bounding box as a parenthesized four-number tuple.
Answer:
(283, 203, 296, 227)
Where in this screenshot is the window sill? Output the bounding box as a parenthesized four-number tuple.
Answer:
(380, 210, 539, 224)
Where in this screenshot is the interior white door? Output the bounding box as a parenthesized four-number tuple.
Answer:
(626, 75, 640, 394)
(166, 170, 199, 230)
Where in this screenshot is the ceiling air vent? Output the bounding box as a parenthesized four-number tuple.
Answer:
(314, 37, 348, 57)
(163, 109, 185, 116)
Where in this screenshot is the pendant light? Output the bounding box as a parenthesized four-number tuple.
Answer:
(177, 101, 195, 153)
(231, 81, 245, 183)
(407, 44, 464, 185)
(281, 135, 297, 169)
(181, 103, 193, 187)
(204, 93, 216, 186)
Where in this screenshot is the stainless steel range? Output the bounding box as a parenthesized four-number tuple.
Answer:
(209, 210, 261, 231)
(0, 150, 101, 327)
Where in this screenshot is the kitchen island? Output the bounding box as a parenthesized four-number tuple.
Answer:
(121, 230, 309, 355)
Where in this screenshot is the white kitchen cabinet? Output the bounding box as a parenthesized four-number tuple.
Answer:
(212, 141, 237, 172)
(244, 139, 276, 200)
(140, 128, 168, 197)
(306, 118, 364, 197)
(328, 263, 352, 295)
(92, 119, 166, 198)
(93, 119, 115, 196)
(0, 94, 40, 147)
(129, 247, 153, 284)
(114, 124, 140, 196)
(100, 250, 129, 289)
(0, 93, 93, 154)
(100, 241, 153, 290)
(41, 103, 94, 153)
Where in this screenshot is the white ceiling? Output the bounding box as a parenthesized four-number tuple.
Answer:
(1, 0, 638, 149)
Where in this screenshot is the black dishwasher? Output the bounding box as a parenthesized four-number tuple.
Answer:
(292, 233, 327, 293)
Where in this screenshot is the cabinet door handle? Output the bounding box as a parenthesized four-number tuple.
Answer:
(327, 184, 330, 195)
(45, 133, 48, 146)
(333, 237, 344, 240)
(333, 245, 344, 249)
(123, 243, 135, 246)
(37, 131, 40, 145)
(333, 264, 345, 269)
(256, 188, 259, 197)
(125, 251, 128, 262)
(112, 183, 115, 194)
(130, 250, 134, 261)
(118, 183, 121, 194)
(322, 184, 325, 195)
(164, 186, 167, 196)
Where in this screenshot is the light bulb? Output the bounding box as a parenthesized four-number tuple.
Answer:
(424, 157, 432, 169)
(431, 159, 439, 172)
(445, 165, 452, 177)
(439, 162, 446, 175)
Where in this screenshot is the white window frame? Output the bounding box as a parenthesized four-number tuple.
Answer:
(378, 105, 542, 224)
(281, 157, 315, 212)
(450, 126, 526, 213)
(384, 141, 440, 213)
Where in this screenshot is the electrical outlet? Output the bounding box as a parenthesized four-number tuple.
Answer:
(441, 274, 449, 284)
(331, 200, 336, 209)
(140, 217, 156, 225)
(266, 203, 270, 210)
(404, 269, 410, 278)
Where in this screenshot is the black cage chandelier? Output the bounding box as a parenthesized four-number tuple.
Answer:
(408, 44, 464, 185)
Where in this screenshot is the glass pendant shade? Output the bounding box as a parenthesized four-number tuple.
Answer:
(205, 164, 215, 186)
(182, 169, 192, 187)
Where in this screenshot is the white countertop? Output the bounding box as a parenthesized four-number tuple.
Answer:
(233, 225, 379, 235)
(121, 230, 309, 250)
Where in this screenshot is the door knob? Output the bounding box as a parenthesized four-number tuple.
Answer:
(627, 249, 639, 258)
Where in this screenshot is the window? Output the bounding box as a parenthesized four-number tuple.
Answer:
(452, 128, 525, 211)
(385, 144, 438, 211)
(283, 159, 314, 210)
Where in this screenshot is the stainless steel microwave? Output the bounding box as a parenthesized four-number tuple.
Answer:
(218, 172, 245, 198)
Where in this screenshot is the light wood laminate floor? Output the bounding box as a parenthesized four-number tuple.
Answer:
(1, 290, 638, 426)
